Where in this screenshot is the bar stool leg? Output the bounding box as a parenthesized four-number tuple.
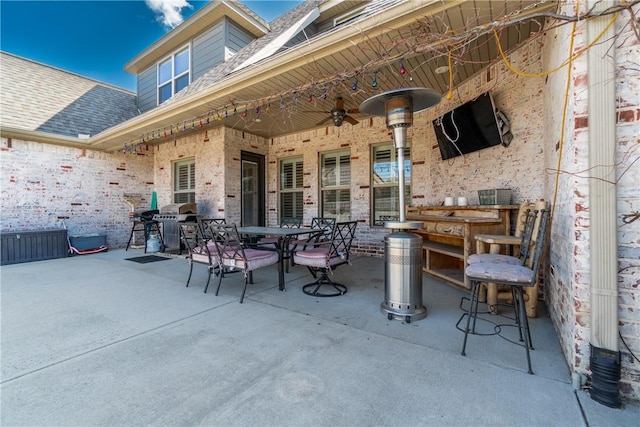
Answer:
(515, 286, 533, 374)
(461, 280, 480, 356)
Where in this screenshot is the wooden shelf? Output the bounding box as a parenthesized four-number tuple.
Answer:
(410, 205, 516, 289)
(423, 241, 463, 258)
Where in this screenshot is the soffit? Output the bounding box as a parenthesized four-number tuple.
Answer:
(125, 1, 269, 74)
(94, 0, 557, 152)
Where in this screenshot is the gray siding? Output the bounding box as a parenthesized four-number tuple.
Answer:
(137, 66, 156, 113)
(192, 20, 226, 81)
(226, 18, 255, 58)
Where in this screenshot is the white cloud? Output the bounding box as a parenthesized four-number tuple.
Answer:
(145, 0, 194, 30)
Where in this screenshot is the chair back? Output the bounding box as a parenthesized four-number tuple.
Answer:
(527, 208, 551, 275)
(200, 218, 226, 239)
(180, 222, 214, 262)
(327, 221, 358, 265)
(310, 217, 336, 241)
(514, 199, 547, 237)
(515, 210, 537, 264)
(209, 224, 244, 263)
(280, 217, 302, 228)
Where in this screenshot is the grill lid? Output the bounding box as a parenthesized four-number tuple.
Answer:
(159, 203, 197, 214)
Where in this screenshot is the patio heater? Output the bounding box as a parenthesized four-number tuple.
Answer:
(359, 87, 441, 322)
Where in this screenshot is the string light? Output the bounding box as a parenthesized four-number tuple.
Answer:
(123, 3, 630, 152)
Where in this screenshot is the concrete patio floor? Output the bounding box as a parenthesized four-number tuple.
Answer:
(1, 248, 638, 426)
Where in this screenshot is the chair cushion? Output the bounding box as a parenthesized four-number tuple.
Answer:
(221, 248, 278, 271)
(467, 253, 521, 265)
(293, 247, 330, 268)
(466, 262, 535, 285)
(191, 243, 217, 264)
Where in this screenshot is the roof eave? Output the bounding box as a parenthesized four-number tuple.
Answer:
(0, 126, 108, 152)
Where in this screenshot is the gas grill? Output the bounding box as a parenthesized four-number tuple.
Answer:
(125, 209, 161, 252)
(153, 203, 198, 251)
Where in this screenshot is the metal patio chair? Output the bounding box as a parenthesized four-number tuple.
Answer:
(460, 208, 550, 374)
(210, 224, 279, 303)
(180, 222, 219, 293)
(293, 220, 357, 297)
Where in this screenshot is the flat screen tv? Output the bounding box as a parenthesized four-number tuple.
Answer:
(432, 92, 504, 160)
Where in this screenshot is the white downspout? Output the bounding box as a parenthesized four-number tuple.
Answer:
(587, 0, 619, 407)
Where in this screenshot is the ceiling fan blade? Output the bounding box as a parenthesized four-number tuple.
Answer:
(335, 97, 344, 110)
(316, 116, 332, 126)
(346, 108, 360, 114)
(344, 115, 359, 125)
(302, 110, 331, 113)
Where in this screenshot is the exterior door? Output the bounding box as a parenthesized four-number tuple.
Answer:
(241, 151, 265, 226)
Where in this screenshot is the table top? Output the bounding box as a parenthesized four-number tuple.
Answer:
(236, 226, 316, 236)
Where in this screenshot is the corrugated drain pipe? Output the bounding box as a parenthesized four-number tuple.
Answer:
(586, 0, 620, 408)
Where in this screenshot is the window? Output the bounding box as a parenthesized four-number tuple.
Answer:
(174, 159, 195, 203)
(320, 150, 350, 222)
(158, 46, 190, 105)
(280, 158, 303, 219)
(371, 141, 411, 226)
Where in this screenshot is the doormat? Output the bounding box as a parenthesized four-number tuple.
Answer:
(126, 255, 171, 264)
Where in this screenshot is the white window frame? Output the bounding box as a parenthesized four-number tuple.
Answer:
(320, 150, 351, 222)
(173, 158, 195, 203)
(371, 140, 411, 227)
(279, 157, 304, 220)
(157, 44, 191, 105)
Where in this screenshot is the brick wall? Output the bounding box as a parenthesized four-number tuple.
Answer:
(0, 137, 154, 247)
(269, 39, 546, 256)
(543, 2, 640, 400)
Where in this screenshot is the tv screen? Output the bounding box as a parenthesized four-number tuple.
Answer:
(432, 92, 503, 160)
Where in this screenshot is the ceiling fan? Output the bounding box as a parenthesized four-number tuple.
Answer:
(304, 97, 360, 127)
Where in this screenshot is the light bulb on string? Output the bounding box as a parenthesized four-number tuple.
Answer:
(224, 108, 228, 118)
(372, 72, 378, 88)
(352, 78, 358, 91)
(322, 92, 327, 100)
(232, 106, 237, 116)
(242, 106, 248, 118)
(399, 61, 406, 75)
(308, 94, 313, 102)
(199, 119, 203, 128)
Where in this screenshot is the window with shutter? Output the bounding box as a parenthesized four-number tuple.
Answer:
(320, 151, 350, 222)
(280, 158, 303, 219)
(371, 142, 411, 226)
(174, 159, 195, 203)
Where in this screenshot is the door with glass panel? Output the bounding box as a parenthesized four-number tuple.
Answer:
(241, 151, 265, 226)
(320, 151, 351, 222)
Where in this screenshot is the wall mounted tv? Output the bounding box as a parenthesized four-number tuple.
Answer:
(432, 92, 505, 161)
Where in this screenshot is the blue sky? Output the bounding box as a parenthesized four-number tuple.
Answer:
(0, 0, 303, 91)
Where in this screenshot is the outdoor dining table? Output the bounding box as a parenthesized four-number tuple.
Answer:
(236, 226, 316, 291)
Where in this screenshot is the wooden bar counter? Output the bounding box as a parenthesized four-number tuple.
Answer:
(406, 205, 518, 289)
